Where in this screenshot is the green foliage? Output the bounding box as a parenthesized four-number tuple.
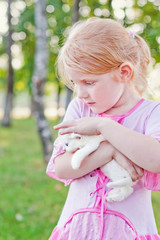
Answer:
(133, 0, 160, 63)
(0, 69, 7, 89)
(14, 1, 35, 93)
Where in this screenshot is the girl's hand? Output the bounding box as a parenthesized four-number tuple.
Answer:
(113, 150, 144, 181)
(54, 117, 104, 135)
(54, 117, 144, 181)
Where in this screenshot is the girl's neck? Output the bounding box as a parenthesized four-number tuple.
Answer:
(104, 85, 141, 115)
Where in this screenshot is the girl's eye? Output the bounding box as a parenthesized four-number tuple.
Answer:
(85, 82, 94, 85)
(70, 80, 75, 85)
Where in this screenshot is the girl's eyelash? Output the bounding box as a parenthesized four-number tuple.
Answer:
(70, 80, 94, 85)
(86, 82, 95, 85)
(70, 80, 75, 85)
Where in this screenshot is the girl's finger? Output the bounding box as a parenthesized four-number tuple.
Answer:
(54, 125, 63, 130)
(124, 163, 139, 182)
(114, 152, 139, 182)
(54, 121, 75, 130)
(134, 165, 144, 178)
(59, 127, 76, 135)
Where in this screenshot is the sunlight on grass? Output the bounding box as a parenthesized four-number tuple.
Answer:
(0, 117, 159, 239)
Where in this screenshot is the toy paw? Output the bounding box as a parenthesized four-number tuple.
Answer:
(106, 187, 133, 202)
(71, 160, 80, 170)
(106, 189, 126, 202)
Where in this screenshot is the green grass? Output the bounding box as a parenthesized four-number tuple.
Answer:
(0, 117, 68, 240)
(0, 118, 160, 239)
(152, 191, 160, 232)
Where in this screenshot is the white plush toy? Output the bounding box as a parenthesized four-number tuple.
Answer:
(60, 133, 135, 202)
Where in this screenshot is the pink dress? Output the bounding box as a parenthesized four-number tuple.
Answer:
(46, 98, 160, 240)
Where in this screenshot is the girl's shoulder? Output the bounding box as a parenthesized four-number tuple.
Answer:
(135, 98, 160, 125)
(126, 98, 160, 121)
(139, 98, 160, 112)
(121, 98, 160, 141)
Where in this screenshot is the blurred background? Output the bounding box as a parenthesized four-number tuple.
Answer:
(0, 0, 160, 239)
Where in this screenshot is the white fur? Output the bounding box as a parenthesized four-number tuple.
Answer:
(60, 133, 135, 202)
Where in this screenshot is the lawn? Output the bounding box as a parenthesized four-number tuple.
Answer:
(0, 117, 160, 239)
(0, 117, 68, 240)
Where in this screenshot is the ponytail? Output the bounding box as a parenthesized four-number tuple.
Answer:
(135, 34, 151, 71)
(132, 35, 151, 94)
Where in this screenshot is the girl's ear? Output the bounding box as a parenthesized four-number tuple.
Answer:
(119, 62, 134, 82)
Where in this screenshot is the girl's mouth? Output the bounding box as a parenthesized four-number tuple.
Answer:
(87, 102, 95, 106)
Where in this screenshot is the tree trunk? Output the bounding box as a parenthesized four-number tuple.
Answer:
(65, 0, 81, 109)
(1, 0, 14, 127)
(108, 0, 113, 18)
(32, 0, 53, 163)
(72, 0, 81, 23)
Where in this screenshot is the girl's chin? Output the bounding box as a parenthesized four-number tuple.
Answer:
(89, 106, 107, 114)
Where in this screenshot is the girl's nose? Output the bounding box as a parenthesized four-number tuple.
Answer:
(76, 85, 88, 99)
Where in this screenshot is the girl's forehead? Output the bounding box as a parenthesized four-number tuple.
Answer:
(66, 66, 115, 81)
(66, 67, 95, 80)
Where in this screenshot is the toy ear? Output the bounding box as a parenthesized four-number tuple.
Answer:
(59, 134, 68, 145)
(75, 135, 81, 139)
(70, 133, 81, 139)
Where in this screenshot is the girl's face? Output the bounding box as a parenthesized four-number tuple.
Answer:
(66, 68, 129, 114)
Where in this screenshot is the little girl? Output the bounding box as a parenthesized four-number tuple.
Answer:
(47, 17, 160, 240)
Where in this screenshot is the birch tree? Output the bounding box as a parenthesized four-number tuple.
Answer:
(1, 0, 14, 126)
(32, 0, 52, 163)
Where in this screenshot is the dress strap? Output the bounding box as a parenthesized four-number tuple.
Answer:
(95, 170, 139, 240)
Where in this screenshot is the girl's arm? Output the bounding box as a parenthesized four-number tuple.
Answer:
(54, 117, 160, 173)
(98, 118, 160, 173)
(54, 140, 143, 180)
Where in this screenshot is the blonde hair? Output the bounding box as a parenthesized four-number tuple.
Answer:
(57, 17, 151, 94)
